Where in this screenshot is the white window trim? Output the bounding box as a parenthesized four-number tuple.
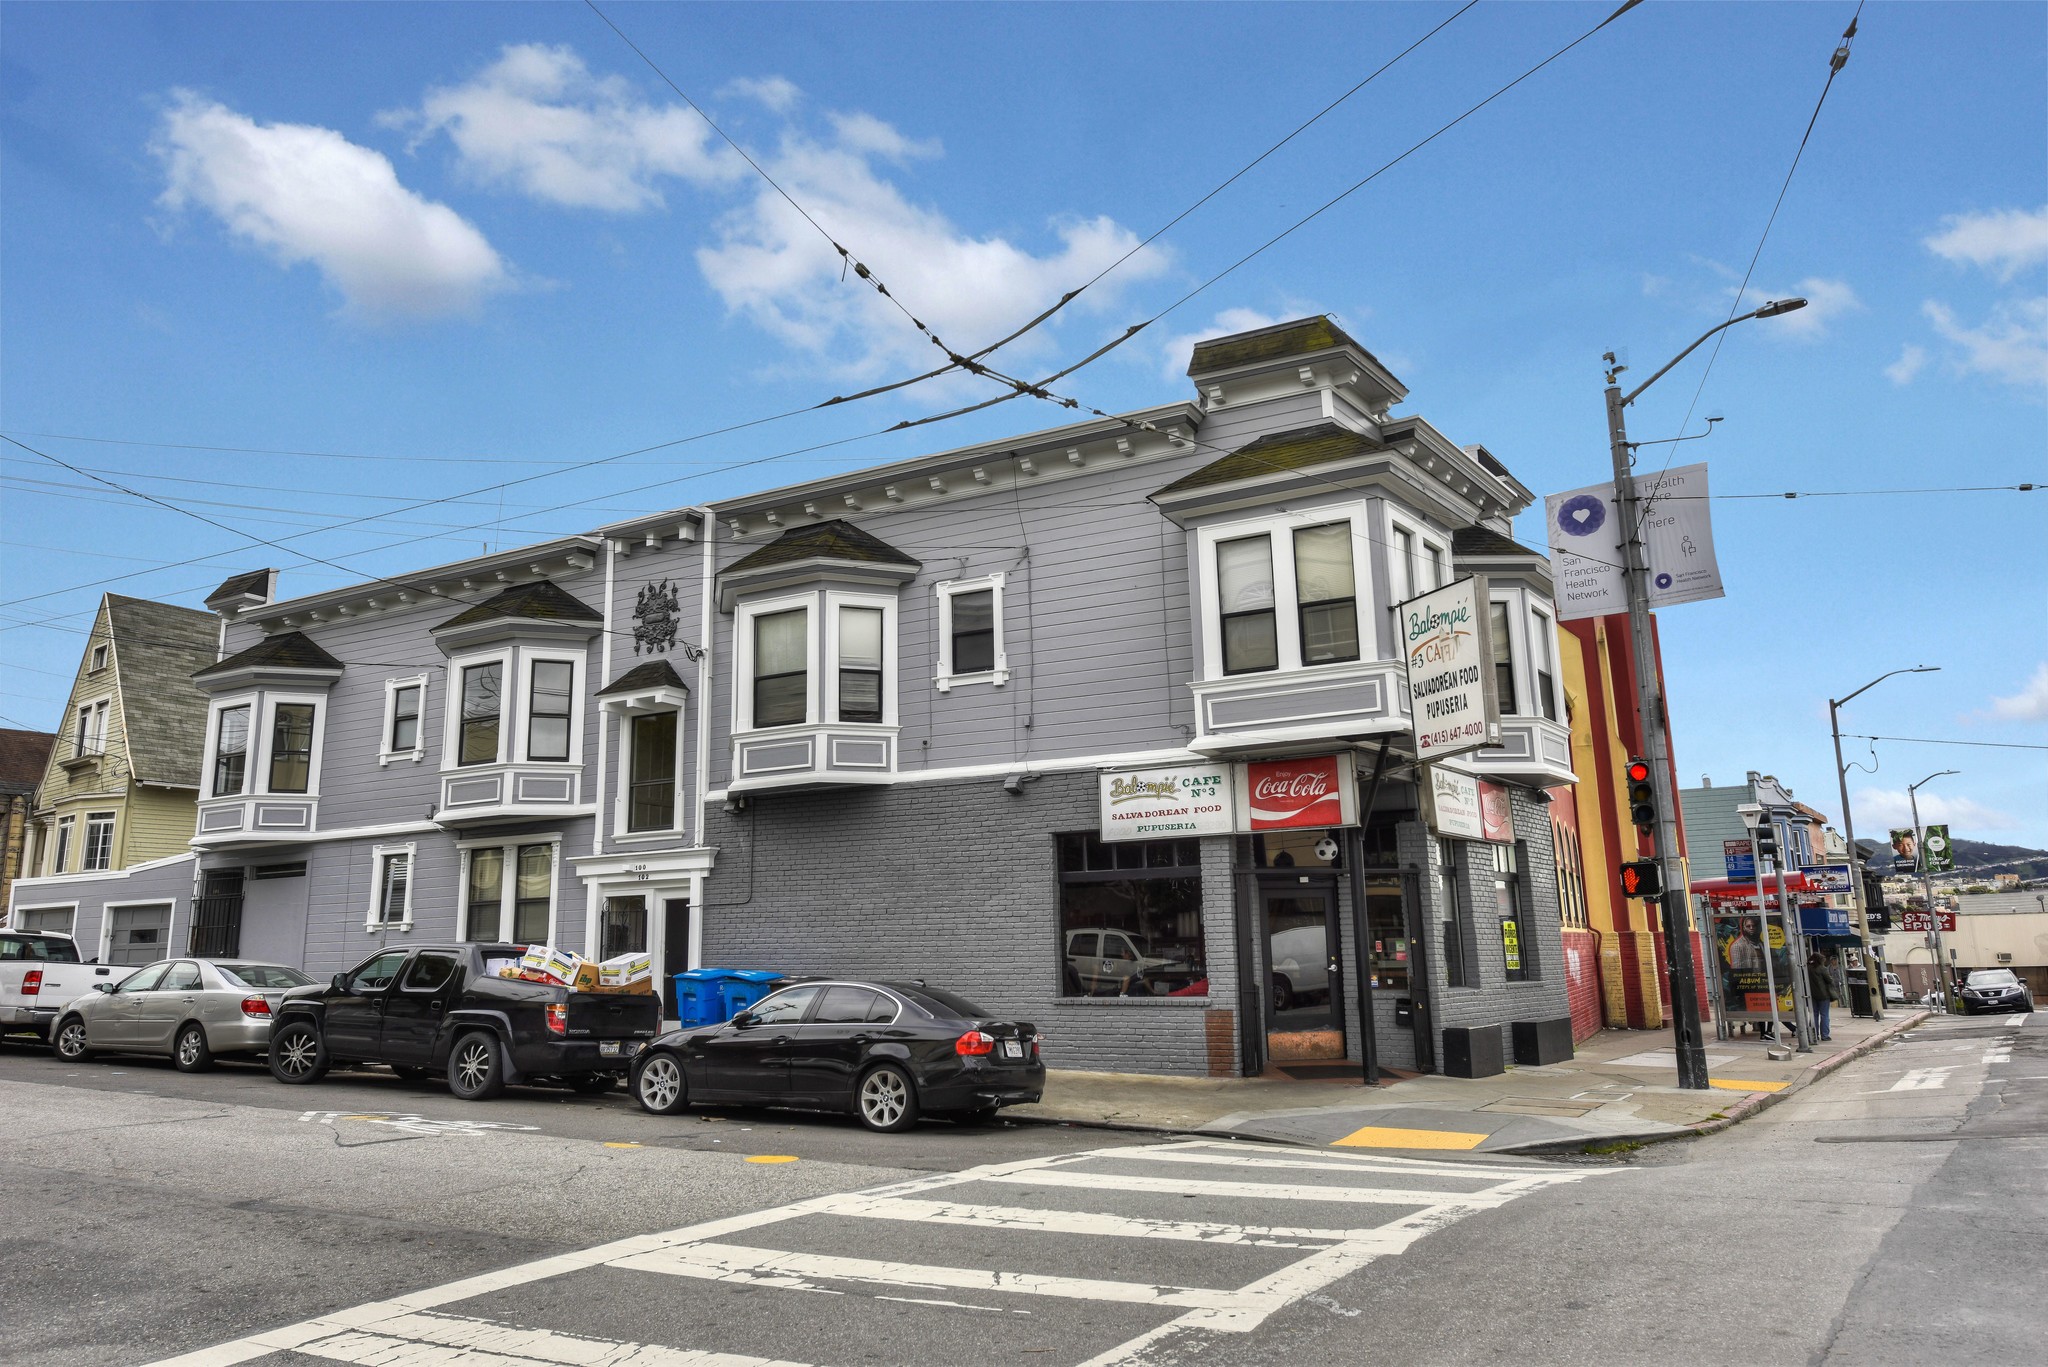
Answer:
(1384, 508, 1449, 610)
(733, 591, 819, 734)
(73, 698, 109, 759)
(1528, 604, 1559, 722)
(12, 903, 78, 937)
(102, 897, 180, 966)
(81, 811, 116, 873)
(1488, 587, 1541, 721)
(933, 574, 1008, 692)
(366, 842, 418, 931)
(517, 651, 587, 767)
(613, 710, 685, 840)
(443, 649, 514, 772)
(256, 691, 327, 797)
(89, 644, 109, 674)
(379, 674, 431, 766)
(204, 696, 257, 798)
(1194, 506, 1373, 682)
(825, 589, 901, 725)
(51, 816, 76, 876)
(456, 833, 563, 945)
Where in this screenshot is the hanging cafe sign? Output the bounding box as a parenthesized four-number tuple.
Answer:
(1399, 574, 1501, 762)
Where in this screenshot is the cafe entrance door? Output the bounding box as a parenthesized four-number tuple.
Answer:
(1260, 886, 1345, 1067)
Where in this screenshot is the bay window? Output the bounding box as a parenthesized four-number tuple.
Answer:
(514, 843, 552, 942)
(837, 606, 884, 723)
(752, 608, 808, 727)
(82, 812, 114, 872)
(460, 839, 557, 942)
(1530, 608, 1558, 722)
(465, 847, 504, 940)
(1216, 535, 1278, 674)
(527, 661, 574, 761)
(51, 817, 74, 874)
(1488, 601, 1518, 715)
(459, 662, 502, 764)
(213, 705, 250, 796)
(628, 711, 678, 831)
(268, 703, 315, 794)
(1292, 522, 1359, 665)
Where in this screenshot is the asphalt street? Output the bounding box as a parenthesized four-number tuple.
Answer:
(5, 1010, 2041, 1367)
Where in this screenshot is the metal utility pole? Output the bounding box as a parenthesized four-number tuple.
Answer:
(1907, 769, 1959, 1013)
(1602, 297, 1807, 1090)
(1769, 812, 1813, 1053)
(1830, 666, 1939, 1020)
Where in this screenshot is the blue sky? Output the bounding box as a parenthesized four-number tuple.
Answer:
(3, 2, 2043, 846)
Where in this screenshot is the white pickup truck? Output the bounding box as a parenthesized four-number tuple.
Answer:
(0, 932, 138, 1042)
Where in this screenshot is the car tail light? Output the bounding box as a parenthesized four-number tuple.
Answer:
(955, 1029, 996, 1056)
(22, 970, 42, 997)
(545, 1003, 568, 1036)
(241, 996, 272, 1019)
(1031, 1032, 1044, 1059)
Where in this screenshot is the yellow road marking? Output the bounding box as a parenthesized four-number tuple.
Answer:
(1331, 1125, 1487, 1151)
(344, 1115, 382, 1122)
(746, 1154, 800, 1164)
(1709, 1078, 1789, 1092)
(602, 1142, 643, 1149)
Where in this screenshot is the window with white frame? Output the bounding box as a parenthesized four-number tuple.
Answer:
(457, 661, 503, 765)
(212, 703, 251, 795)
(837, 606, 884, 722)
(89, 643, 109, 673)
(749, 605, 809, 728)
(626, 711, 679, 832)
(1529, 607, 1559, 722)
(461, 839, 556, 942)
(934, 576, 1007, 690)
(368, 846, 414, 928)
(1386, 514, 1448, 609)
(82, 812, 114, 872)
(526, 660, 575, 761)
(268, 703, 316, 794)
(1201, 510, 1370, 679)
(1487, 601, 1519, 715)
(73, 699, 109, 758)
(382, 677, 426, 762)
(51, 816, 75, 875)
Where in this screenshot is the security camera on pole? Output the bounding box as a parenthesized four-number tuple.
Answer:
(1595, 297, 1808, 1090)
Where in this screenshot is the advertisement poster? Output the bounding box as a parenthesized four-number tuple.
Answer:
(1799, 864, 1854, 896)
(1922, 824, 1955, 873)
(1545, 462, 1725, 622)
(1239, 754, 1358, 831)
(1399, 575, 1499, 761)
(1889, 827, 1920, 871)
(1478, 780, 1514, 844)
(1099, 765, 1234, 842)
(1711, 909, 1795, 1020)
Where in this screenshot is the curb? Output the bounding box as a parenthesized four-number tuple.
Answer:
(1675, 1009, 1932, 1143)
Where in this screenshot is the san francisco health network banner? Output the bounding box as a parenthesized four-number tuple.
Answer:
(1400, 575, 1499, 762)
(1546, 462, 1725, 622)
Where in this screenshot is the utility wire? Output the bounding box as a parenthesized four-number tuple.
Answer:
(1636, 3, 1862, 523)
(1846, 734, 2048, 753)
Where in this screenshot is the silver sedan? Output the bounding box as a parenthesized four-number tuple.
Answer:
(50, 958, 316, 1071)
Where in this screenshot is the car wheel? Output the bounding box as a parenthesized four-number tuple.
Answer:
(53, 1016, 92, 1062)
(856, 1062, 920, 1133)
(447, 1031, 506, 1101)
(269, 1021, 329, 1084)
(390, 1065, 431, 1082)
(632, 1051, 689, 1115)
(1271, 975, 1294, 1013)
(173, 1023, 215, 1073)
(570, 1074, 617, 1096)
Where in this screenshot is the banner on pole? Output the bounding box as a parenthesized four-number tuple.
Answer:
(1922, 824, 1955, 873)
(1889, 827, 1920, 871)
(1545, 462, 1725, 622)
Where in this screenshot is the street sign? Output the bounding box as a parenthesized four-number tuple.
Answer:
(1896, 910, 1957, 932)
(1723, 838, 1755, 882)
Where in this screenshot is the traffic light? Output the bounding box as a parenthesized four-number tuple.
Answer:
(1754, 818, 1779, 863)
(1625, 757, 1657, 829)
(1619, 859, 1664, 899)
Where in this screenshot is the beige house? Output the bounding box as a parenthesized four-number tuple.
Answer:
(1883, 891, 2048, 1001)
(11, 595, 216, 956)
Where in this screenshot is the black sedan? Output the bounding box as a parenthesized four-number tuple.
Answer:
(1957, 968, 2036, 1014)
(629, 979, 1043, 1132)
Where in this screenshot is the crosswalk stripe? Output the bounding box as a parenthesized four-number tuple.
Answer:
(815, 1193, 1417, 1249)
(612, 1241, 1263, 1311)
(987, 1168, 1517, 1207)
(295, 1312, 815, 1367)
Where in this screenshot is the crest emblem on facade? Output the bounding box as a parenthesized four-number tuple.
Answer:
(633, 579, 680, 655)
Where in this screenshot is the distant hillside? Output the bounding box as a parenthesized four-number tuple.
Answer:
(1856, 837, 2048, 881)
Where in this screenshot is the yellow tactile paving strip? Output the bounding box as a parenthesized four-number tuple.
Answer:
(1332, 1124, 1489, 1150)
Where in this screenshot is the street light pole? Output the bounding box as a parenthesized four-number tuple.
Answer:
(1602, 297, 1808, 1091)
(1829, 666, 1939, 1021)
(1907, 769, 1960, 1013)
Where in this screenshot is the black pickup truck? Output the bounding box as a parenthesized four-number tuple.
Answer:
(267, 943, 661, 1100)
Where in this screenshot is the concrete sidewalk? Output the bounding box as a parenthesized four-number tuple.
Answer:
(1007, 1009, 1931, 1154)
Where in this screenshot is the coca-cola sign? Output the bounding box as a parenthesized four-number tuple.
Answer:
(1239, 754, 1357, 831)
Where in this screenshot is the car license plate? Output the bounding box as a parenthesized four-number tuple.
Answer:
(1000, 1039, 1024, 1060)
(600, 1040, 622, 1057)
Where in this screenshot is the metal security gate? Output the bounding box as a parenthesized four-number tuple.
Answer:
(188, 870, 245, 958)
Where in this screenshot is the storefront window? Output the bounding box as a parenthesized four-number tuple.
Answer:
(1366, 881, 1409, 991)
(1056, 834, 1206, 997)
(1495, 841, 1532, 981)
(1433, 838, 1472, 987)
(1245, 828, 1343, 869)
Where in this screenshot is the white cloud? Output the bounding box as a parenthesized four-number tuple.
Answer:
(1923, 295, 2048, 389)
(1851, 787, 2018, 833)
(1925, 205, 2048, 283)
(391, 43, 744, 212)
(720, 75, 800, 115)
(154, 93, 508, 320)
(1736, 276, 1862, 340)
(1988, 661, 2048, 722)
(1883, 342, 1928, 385)
(1155, 308, 1302, 382)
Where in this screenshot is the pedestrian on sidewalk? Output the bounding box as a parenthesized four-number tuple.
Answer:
(1807, 951, 1837, 1042)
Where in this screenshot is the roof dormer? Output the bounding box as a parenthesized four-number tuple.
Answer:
(1186, 315, 1407, 416)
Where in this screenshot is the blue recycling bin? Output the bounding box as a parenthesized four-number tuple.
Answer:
(672, 969, 725, 1027)
(718, 969, 785, 1019)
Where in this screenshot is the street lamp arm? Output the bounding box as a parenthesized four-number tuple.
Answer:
(1834, 665, 1939, 711)
(1620, 298, 1808, 406)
